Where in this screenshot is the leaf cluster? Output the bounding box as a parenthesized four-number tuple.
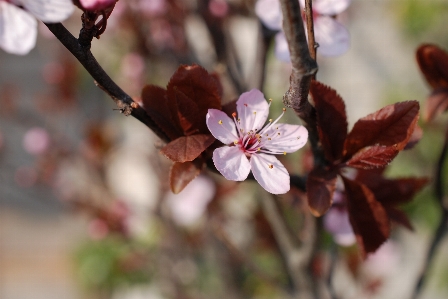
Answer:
(306, 81, 427, 256)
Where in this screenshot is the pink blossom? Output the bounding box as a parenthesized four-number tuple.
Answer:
(0, 0, 74, 55)
(206, 89, 308, 194)
(22, 127, 51, 155)
(79, 0, 116, 11)
(323, 190, 356, 246)
(255, 0, 351, 61)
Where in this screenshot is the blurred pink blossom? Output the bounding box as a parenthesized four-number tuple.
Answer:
(0, 0, 74, 55)
(323, 190, 356, 246)
(22, 127, 51, 155)
(79, 0, 116, 11)
(165, 176, 216, 227)
(255, 0, 351, 61)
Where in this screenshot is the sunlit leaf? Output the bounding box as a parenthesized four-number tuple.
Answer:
(416, 44, 448, 90)
(161, 134, 215, 162)
(344, 101, 419, 159)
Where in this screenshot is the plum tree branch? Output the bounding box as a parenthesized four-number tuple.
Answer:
(278, 0, 323, 166)
(44, 22, 170, 143)
(411, 127, 448, 299)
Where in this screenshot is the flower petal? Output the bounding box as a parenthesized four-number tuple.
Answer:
(274, 31, 291, 62)
(314, 16, 350, 57)
(0, 3, 37, 55)
(255, 0, 282, 30)
(20, 0, 74, 23)
(236, 89, 269, 131)
(250, 153, 290, 194)
(213, 146, 251, 181)
(206, 109, 238, 144)
(313, 0, 351, 15)
(263, 123, 308, 153)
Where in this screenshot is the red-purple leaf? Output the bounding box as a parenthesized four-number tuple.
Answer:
(168, 87, 201, 136)
(170, 160, 203, 193)
(356, 172, 428, 207)
(342, 176, 390, 256)
(310, 81, 348, 162)
(405, 124, 423, 150)
(424, 88, 448, 122)
(345, 146, 399, 169)
(344, 101, 420, 160)
(306, 166, 338, 216)
(161, 134, 216, 162)
(167, 64, 222, 134)
(141, 85, 182, 140)
(386, 208, 414, 231)
(416, 44, 448, 90)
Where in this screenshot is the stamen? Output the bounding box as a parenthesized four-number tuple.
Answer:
(283, 152, 286, 155)
(218, 120, 223, 124)
(268, 164, 274, 169)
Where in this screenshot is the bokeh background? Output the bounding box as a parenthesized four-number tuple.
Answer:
(1, 0, 448, 298)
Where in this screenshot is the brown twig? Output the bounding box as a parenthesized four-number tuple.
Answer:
(44, 22, 170, 143)
(304, 0, 317, 61)
(211, 220, 287, 291)
(411, 127, 448, 299)
(260, 193, 317, 299)
(278, 0, 323, 167)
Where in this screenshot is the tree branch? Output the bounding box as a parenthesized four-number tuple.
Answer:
(304, 0, 317, 61)
(260, 193, 317, 299)
(411, 127, 448, 299)
(44, 22, 170, 143)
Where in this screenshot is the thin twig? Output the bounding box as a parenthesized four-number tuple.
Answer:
(304, 0, 317, 61)
(260, 193, 317, 299)
(44, 22, 170, 143)
(411, 127, 448, 299)
(211, 220, 287, 291)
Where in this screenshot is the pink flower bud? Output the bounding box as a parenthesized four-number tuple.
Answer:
(79, 0, 116, 11)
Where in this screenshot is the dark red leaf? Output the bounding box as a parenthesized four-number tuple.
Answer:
(424, 88, 448, 122)
(356, 172, 428, 207)
(342, 176, 390, 256)
(161, 134, 215, 162)
(168, 87, 201, 136)
(345, 146, 399, 169)
(405, 124, 423, 150)
(416, 44, 448, 90)
(141, 85, 182, 140)
(167, 64, 222, 134)
(170, 159, 204, 194)
(386, 208, 414, 231)
(344, 101, 420, 160)
(306, 166, 338, 216)
(310, 80, 348, 162)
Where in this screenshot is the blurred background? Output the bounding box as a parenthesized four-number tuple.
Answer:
(1, 0, 448, 298)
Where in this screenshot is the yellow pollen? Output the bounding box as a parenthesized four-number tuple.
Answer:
(283, 152, 286, 155)
(234, 141, 239, 144)
(269, 119, 273, 122)
(268, 138, 271, 140)
(218, 120, 223, 124)
(257, 148, 261, 151)
(269, 164, 274, 169)
(253, 111, 257, 115)
(269, 98, 272, 102)
(282, 108, 286, 112)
